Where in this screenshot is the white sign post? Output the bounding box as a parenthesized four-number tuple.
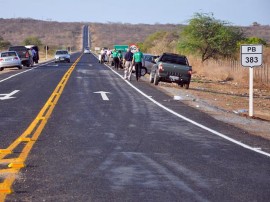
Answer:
(241, 44, 263, 117)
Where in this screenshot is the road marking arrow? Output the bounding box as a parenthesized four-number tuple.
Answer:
(0, 90, 20, 100)
(94, 91, 111, 101)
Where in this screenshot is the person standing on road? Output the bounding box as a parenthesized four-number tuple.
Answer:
(132, 48, 144, 81)
(118, 50, 123, 68)
(112, 49, 120, 70)
(30, 48, 36, 64)
(106, 49, 111, 64)
(123, 48, 133, 80)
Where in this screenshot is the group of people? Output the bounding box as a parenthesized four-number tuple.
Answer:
(122, 48, 143, 81)
(99, 47, 144, 81)
(109, 48, 143, 81)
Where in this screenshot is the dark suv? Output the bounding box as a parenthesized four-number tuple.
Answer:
(8, 46, 33, 67)
(150, 53, 192, 89)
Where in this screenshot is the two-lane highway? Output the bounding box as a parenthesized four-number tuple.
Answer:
(0, 51, 270, 201)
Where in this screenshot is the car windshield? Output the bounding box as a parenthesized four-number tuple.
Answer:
(1, 52, 17, 57)
(160, 55, 188, 65)
(56, 51, 68, 55)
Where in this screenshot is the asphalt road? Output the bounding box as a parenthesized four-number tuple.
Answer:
(0, 51, 269, 202)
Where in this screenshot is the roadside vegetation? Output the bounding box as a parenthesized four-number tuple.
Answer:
(0, 16, 269, 83)
(0, 36, 11, 50)
(139, 13, 269, 85)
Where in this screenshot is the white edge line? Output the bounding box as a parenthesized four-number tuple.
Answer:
(0, 52, 79, 83)
(0, 62, 52, 83)
(92, 53, 270, 158)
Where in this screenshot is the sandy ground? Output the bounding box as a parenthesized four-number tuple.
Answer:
(144, 74, 270, 141)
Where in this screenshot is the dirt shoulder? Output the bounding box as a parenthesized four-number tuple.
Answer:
(143, 74, 270, 141)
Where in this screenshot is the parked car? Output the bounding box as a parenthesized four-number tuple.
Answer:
(149, 53, 192, 89)
(83, 47, 91, 54)
(0, 51, 22, 71)
(8, 46, 33, 67)
(143, 53, 159, 74)
(25, 45, 39, 63)
(54, 50, 70, 63)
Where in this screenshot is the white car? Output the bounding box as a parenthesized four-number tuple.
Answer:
(54, 50, 70, 63)
(0, 51, 22, 71)
(84, 47, 91, 54)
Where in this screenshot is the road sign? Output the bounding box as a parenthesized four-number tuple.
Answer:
(241, 45, 263, 67)
(113, 45, 129, 52)
(129, 44, 138, 53)
(240, 44, 263, 117)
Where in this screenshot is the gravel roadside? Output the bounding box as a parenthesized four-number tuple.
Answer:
(142, 74, 270, 141)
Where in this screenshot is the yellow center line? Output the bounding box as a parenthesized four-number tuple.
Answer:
(0, 55, 82, 201)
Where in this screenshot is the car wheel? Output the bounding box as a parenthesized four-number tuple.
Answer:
(184, 83, 190, 89)
(0, 67, 4, 71)
(178, 82, 184, 87)
(154, 73, 159, 86)
(149, 72, 154, 83)
(140, 67, 147, 76)
(18, 65, 22, 69)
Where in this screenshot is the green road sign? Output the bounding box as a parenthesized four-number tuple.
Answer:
(114, 45, 129, 51)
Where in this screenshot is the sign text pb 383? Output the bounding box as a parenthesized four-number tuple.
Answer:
(241, 45, 263, 67)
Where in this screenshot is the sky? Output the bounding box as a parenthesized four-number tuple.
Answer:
(0, 0, 269, 26)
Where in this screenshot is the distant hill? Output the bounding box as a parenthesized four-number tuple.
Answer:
(89, 23, 183, 49)
(0, 18, 84, 51)
(0, 18, 269, 51)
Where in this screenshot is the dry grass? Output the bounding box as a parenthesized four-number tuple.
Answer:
(189, 47, 270, 86)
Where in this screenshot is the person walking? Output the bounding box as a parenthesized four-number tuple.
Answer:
(112, 49, 120, 69)
(106, 49, 111, 64)
(118, 50, 123, 68)
(123, 48, 133, 80)
(132, 48, 144, 81)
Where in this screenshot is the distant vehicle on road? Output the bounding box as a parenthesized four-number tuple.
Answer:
(0, 51, 22, 71)
(83, 47, 91, 54)
(149, 53, 192, 89)
(8, 46, 33, 67)
(25, 45, 39, 64)
(54, 50, 70, 63)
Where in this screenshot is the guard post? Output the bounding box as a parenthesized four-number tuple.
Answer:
(241, 44, 263, 117)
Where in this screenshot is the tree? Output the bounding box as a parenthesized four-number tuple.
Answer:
(178, 13, 245, 62)
(240, 37, 267, 46)
(143, 31, 167, 52)
(22, 36, 43, 47)
(142, 31, 179, 54)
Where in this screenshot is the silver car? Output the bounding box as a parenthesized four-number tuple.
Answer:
(0, 51, 22, 71)
(143, 54, 159, 74)
(54, 50, 70, 63)
(83, 47, 91, 54)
